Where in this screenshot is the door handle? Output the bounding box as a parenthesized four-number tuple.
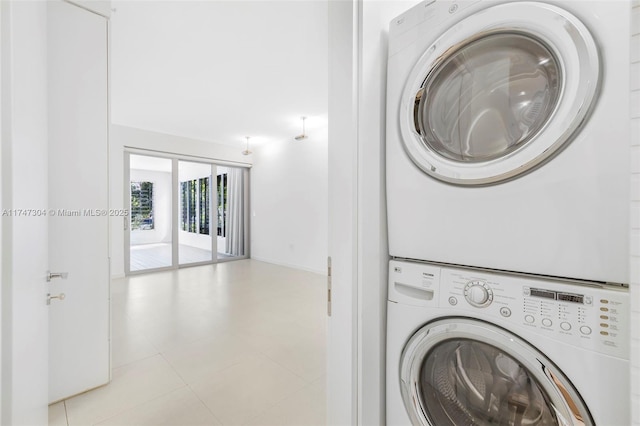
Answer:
(47, 271, 68, 282)
(47, 293, 66, 305)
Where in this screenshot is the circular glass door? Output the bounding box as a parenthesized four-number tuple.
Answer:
(399, 318, 592, 426)
(399, 2, 600, 185)
(416, 32, 561, 163)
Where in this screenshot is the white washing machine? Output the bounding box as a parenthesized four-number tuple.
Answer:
(386, 0, 631, 284)
(386, 259, 630, 425)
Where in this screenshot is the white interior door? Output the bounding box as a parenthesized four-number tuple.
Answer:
(47, 0, 110, 403)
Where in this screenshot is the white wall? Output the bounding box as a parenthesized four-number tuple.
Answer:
(630, 2, 640, 424)
(129, 169, 172, 245)
(1, 1, 49, 423)
(250, 129, 328, 274)
(109, 124, 251, 277)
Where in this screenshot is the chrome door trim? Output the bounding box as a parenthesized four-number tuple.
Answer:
(399, 317, 593, 425)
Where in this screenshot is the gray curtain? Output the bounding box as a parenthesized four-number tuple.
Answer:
(225, 167, 244, 256)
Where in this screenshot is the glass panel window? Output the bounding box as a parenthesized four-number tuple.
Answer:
(179, 176, 211, 235)
(188, 180, 197, 233)
(417, 33, 561, 163)
(130, 181, 154, 230)
(199, 177, 210, 235)
(420, 339, 557, 425)
(217, 173, 227, 238)
(180, 181, 188, 231)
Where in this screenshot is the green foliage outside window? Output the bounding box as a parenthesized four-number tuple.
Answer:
(131, 181, 154, 230)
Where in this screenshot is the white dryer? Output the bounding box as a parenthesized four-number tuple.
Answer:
(386, 0, 631, 284)
(386, 259, 630, 425)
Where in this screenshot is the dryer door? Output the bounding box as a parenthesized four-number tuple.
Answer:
(399, 318, 592, 426)
(400, 2, 599, 185)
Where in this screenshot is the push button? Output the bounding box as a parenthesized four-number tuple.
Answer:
(580, 326, 592, 335)
(542, 318, 552, 327)
(525, 315, 535, 324)
(500, 307, 511, 317)
(560, 322, 571, 331)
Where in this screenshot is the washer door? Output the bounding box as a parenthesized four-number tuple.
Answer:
(400, 2, 599, 185)
(399, 318, 592, 426)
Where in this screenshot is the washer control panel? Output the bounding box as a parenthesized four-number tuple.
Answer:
(388, 260, 630, 360)
(440, 268, 629, 360)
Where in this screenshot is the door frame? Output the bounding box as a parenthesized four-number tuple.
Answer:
(327, 1, 359, 425)
(328, 2, 426, 425)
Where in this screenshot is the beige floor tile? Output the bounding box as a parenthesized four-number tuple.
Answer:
(228, 309, 323, 355)
(142, 324, 215, 354)
(94, 387, 221, 426)
(308, 375, 326, 395)
(65, 355, 185, 425)
(64, 260, 327, 426)
(111, 331, 159, 368)
(243, 380, 326, 426)
(190, 354, 308, 425)
(110, 308, 140, 339)
(161, 331, 259, 385)
(263, 330, 326, 382)
(48, 401, 68, 426)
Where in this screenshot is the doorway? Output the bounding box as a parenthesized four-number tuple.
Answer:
(124, 151, 249, 275)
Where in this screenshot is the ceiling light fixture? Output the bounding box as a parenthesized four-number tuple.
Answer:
(242, 136, 252, 155)
(294, 116, 308, 141)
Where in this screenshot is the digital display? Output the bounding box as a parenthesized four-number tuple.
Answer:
(530, 288, 556, 300)
(557, 293, 584, 304)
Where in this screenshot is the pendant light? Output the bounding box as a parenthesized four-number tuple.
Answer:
(294, 116, 308, 141)
(242, 136, 252, 155)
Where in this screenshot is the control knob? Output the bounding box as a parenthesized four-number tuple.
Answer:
(464, 280, 493, 308)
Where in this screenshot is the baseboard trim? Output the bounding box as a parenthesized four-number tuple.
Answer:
(250, 256, 326, 276)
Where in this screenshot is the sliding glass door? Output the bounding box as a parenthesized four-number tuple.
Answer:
(178, 161, 214, 266)
(216, 166, 247, 261)
(127, 154, 174, 272)
(125, 151, 249, 275)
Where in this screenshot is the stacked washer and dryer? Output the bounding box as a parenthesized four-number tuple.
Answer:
(385, 1, 632, 425)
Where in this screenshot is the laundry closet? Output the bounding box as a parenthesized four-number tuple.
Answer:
(383, 1, 636, 425)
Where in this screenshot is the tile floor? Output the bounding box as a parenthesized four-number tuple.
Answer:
(49, 260, 327, 426)
(130, 243, 223, 271)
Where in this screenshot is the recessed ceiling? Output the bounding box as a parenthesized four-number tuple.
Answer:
(111, 0, 328, 147)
